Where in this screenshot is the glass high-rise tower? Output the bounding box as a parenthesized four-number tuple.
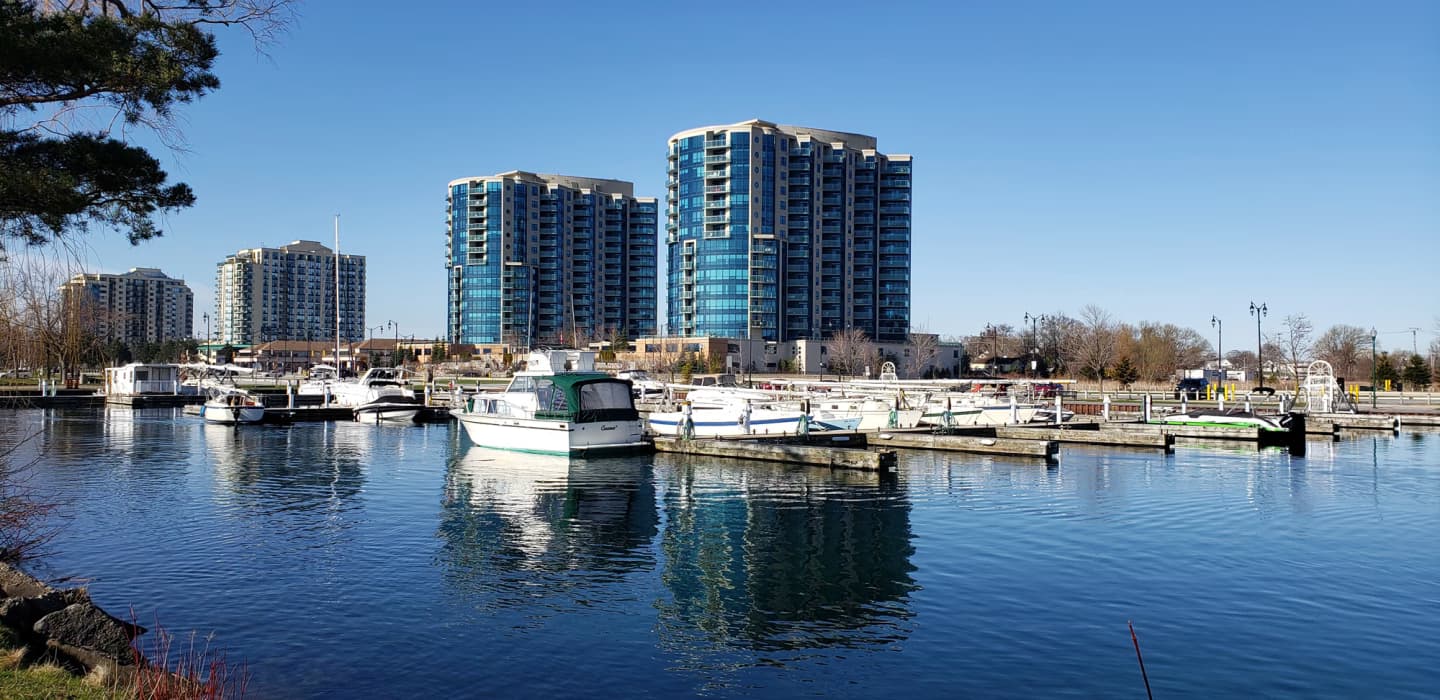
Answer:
(666, 119, 911, 342)
(446, 172, 658, 346)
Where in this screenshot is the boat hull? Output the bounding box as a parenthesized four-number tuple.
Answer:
(648, 407, 808, 437)
(202, 404, 265, 425)
(453, 412, 647, 455)
(353, 404, 419, 424)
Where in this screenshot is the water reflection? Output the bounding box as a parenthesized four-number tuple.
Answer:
(437, 446, 658, 614)
(653, 454, 916, 673)
(205, 422, 370, 554)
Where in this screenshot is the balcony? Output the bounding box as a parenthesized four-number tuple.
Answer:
(704, 138, 728, 149)
(704, 154, 729, 164)
(705, 168, 729, 179)
(705, 184, 729, 194)
(704, 214, 729, 224)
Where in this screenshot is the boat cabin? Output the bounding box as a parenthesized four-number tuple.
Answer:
(479, 350, 637, 423)
(103, 363, 181, 396)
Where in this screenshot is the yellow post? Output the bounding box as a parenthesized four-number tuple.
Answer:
(1385, 379, 1391, 391)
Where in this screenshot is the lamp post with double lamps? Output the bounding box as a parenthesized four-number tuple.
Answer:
(388, 320, 398, 367)
(1024, 312, 1047, 379)
(1249, 302, 1267, 390)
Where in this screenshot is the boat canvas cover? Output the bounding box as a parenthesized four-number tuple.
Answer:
(532, 374, 639, 423)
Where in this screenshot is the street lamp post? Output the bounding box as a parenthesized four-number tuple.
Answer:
(1024, 312, 1046, 379)
(1371, 328, 1377, 409)
(389, 320, 399, 368)
(1211, 316, 1222, 382)
(202, 312, 210, 363)
(984, 323, 999, 376)
(1249, 302, 1267, 390)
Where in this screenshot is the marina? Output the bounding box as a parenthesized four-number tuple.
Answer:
(4, 407, 1436, 698)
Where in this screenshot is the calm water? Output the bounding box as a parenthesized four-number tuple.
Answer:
(2, 408, 1437, 698)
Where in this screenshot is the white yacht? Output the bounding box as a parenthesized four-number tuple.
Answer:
(450, 350, 647, 455)
(300, 366, 419, 423)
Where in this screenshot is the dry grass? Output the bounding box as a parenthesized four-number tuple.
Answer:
(123, 615, 249, 700)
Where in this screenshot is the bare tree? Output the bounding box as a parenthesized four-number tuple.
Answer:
(828, 327, 875, 379)
(1278, 314, 1313, 389)
(904, 328, 940, 379)
(1313, 324, 1369, 382)
(1063, 304, 1117, 391)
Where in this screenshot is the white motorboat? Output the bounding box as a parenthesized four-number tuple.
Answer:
(353, 396, 421, 424)
(202, 389, 265, 425)
(804, 395, 924, 430)
(647, 388, 860, 437)
(1153, 409, 1288, 432)
(300, 366, 416, 412)
(917, 393, 1041, 427)
(616, 369, 666, 398)
(450, 350, 647, 455)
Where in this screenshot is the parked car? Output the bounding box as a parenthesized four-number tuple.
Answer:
(1174, 378, 1209, 400)
(1033, 382, 1064, 398)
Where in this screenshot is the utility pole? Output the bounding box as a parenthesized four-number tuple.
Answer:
(1249, 302, 1267, 390)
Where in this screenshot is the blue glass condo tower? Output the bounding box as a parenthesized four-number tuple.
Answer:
(666, 120, 911, 342)
(446, 172, 658, 346)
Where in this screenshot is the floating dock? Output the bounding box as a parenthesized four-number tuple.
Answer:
(652, 436, 897, 471)
(870, 430, 1059, 462)
(995, 425, 1173, 451)
(1308, 413, 1400, 432)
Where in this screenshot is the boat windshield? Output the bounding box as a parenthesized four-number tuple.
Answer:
(578, 381, 632, 411)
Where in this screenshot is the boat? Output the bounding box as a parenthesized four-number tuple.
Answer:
(202, 389, 265, 425)
(1153, 409, 1288, 431)
(450, 350, 648, 455)
(647, 388, 859, 437)
(353, 395, 421, 424)
(300, 365, 417, 417)
(616, 369, 666, 398)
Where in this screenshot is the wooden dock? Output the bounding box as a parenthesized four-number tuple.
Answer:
(652, 436, 897, 471)
(1108, 421, 1269, 442)
(994, 425, 1173, 451)
(1309, 413, 1400, 431)
(871, 431, 1059, 462)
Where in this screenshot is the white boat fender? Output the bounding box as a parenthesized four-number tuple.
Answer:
(980, 438, 997, 446)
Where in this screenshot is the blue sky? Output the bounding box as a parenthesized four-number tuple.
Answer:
(74, 0, 1439, 352)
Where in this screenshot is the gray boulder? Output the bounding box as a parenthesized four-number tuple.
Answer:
(34, 602, 144, 666)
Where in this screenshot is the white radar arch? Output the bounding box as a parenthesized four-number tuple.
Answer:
(879, 361, 898, 382)
(1300, 360, 1355, 414)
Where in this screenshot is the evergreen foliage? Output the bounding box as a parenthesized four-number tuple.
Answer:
(1401, 354, 1431, 390)
(1111, 355, 1138, 387)
(0, 1, 250, 253)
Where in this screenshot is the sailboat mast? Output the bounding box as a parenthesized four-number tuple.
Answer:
(334, 214, 341, 374)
